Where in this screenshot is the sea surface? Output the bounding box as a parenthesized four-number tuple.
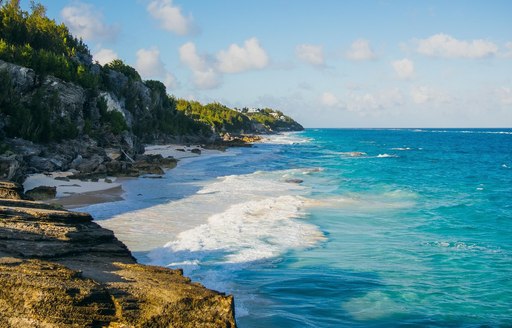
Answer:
(80, 129, 512, 327)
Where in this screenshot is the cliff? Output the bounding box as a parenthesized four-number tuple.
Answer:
(0, 181, 236, 327)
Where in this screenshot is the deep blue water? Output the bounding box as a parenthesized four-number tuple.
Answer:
(84, 128, 512, 327)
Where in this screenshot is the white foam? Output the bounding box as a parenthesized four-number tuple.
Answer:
(423, 241, 501, 253)
(376, 153, 398, 158)
(391, 147, 412, 151)
(149, 195, 324, 266)
(260, 132, 312, 145)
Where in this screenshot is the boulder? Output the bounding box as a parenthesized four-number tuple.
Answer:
(25, 185, 57, 200)
(28, 156, 59, 172)
(0, 155, 24, 182)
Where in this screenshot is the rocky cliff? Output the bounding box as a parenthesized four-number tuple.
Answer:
(0, 181, 236, 327)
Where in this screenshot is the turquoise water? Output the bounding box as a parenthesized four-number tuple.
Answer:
(84, 129, 512, 327)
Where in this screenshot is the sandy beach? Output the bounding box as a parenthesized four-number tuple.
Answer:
(22, 144, 223, 209)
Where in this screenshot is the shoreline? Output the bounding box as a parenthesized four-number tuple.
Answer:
(22, 143, 227, 209)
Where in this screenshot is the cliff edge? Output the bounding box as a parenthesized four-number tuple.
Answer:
(0, 181, 236, 327)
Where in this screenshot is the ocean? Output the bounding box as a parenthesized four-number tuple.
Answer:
(80, 128, 512, 327)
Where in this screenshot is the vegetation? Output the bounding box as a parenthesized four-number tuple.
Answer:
(0, 70, 78, 142)
(104, 60, 141, 82)
(245, 107, 303, 131)
(176, 100, 254, 134)
(0, 0, 98, 88)
(177, 100, 303, 134)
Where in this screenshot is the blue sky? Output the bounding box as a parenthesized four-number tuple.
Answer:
(32, 0, 512, 127)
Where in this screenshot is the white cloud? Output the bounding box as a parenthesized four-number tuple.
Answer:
(147, 0, 195, 36)
(179, 42, 220, 89)
(135, 47, 177, 89)
(216, 38, 269, 73)
(346, 39, 376, 61)
(415, 33, 498, 58)
(392, 58, 415, 79)
(320, 92, 339, 107)
(410, 86, 451, 105)
(136, 48, 165, 77)
(61, 2, 118, 42)
(179, 38, 270, 89)
(93, 48, 118, 65)
(296, 44, 324, 66)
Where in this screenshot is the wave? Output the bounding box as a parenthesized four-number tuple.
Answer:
(146, 169, 324, 271)
(422, 241, 502, 254)
(260, 132, 312, 145)
(391, 147, 412, 151)
(149, 195, 324, 267)
(376, 153, 398, 158)
(411, 129, 512, 135)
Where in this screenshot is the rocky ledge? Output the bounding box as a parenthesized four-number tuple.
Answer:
(0, 181, 236, 327)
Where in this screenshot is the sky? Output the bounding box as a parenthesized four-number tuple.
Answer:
(29, 0, 512, 127)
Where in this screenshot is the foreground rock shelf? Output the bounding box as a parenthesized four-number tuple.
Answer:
(0, 181, 236, 327)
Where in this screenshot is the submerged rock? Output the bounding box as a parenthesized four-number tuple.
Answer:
(0, 182, 237, 327)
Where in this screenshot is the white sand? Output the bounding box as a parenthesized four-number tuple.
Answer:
(22, 144, 223, 207)
(23, 171, 121, 199)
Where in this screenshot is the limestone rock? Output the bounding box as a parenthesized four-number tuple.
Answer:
(0, 59, 37, 93)
(0, 184, 237, 327)
(0, 181, 25, 200)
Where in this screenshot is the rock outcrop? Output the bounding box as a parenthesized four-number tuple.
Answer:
(0, 182, 236, 327)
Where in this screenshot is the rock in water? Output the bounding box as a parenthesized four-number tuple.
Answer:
(0, 182, 237, 327)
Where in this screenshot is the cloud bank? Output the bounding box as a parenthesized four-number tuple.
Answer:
(136, 47, 177, 89)
(415, 33, 498, 58)
(180, 38, 269, 89)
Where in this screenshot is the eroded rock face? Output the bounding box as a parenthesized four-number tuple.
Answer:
(0, 182, 236, 327)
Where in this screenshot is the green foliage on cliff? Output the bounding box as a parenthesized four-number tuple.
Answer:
(177, 100, 304, 134)
(0, 0, 97, 88)
(104, 60, 141, 82)
(0, 70, 78, 143)
(97, 98, 127, 135)
(245, 108, 304, 131)
(176, 100, 254, 134)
